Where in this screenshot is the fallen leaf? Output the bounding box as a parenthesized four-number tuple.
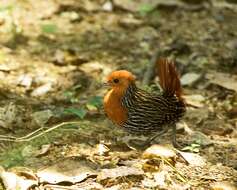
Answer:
(21, 145, 38, 158)
(94, 143, 109, 156)
(119, 17, 143, 29)
(86, 104, 97, 111)
(37, 158, 98, 184)
(189, 131, 213, 146)
(114, 0, 183, 12)
(17, 74, 33, 88)
(97, 166, 144, 181)
(61, 11, 81, 22)
(143, 144, 176, 161)
(41, 23, 58, 34)
(227, 108, 237, 119)
(0, 166, 38, 190)
(36, 144, 51, 157)
(0, 62, 19, 71)
(185, 108, 209, 125)
(102, 1, 113, 11)
(31, 83, 52, 96)
(181, 72, 202, 86)
(80, 61, 113, 78)
(64, 107, 87, 119)
(206, 72, 237, 92)
(32, 109, 53, 127)
(210, 181, 237, 190)
(153, 171, 168, 188)
(183, 94, 205, 108)
(142, 178, 158, 188)
(178, 151, 206, 166)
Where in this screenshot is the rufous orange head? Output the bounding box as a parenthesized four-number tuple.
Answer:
(105, 70, 136, 92)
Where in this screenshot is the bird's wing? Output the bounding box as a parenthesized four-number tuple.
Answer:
(122, 89, 184, 134)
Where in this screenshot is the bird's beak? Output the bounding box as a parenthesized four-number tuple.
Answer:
(103, 82, 111, 88)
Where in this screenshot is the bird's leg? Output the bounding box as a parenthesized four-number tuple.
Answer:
(147, 123, 182, 149)
(171, 123, 182, 149)
(126, 129, 168, 150)
(146, 128, 169, 144)
(126, 124, 182, 149)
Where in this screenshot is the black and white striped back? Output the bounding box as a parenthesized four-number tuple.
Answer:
(121, 83, 186, 135)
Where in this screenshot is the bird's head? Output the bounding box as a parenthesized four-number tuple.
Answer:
(105, 70, 136, 93)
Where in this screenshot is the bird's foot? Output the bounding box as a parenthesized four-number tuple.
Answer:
(125, 138, 153, 150)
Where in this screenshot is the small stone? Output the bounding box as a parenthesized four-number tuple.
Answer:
(210, 181, 237, 190)
(143, 145, 176, 161)
(17, 74, 33, 88)
(102, 1, 113, 11)
(32, 110, 53, 126)
(181, 72, 201, 86)
(31, 83, 52, 97)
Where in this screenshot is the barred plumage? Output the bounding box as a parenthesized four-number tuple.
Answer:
(122, 83, 185, 134)
(103, 58, 186, 146)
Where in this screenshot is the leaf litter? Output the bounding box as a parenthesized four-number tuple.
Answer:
(0, 0, 237, 189)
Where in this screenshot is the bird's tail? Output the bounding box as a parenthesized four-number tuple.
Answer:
(156, 58, 183, 101)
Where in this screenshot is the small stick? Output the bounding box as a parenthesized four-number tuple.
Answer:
(0, 121, 81, 142)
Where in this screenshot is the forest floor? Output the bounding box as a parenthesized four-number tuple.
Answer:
(0, 0, 236, 189)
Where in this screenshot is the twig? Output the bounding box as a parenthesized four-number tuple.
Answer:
(0, 121, 81, 142)
(0, 135, 17, 139)
(19, 127, 44, 140)
(44, 184, 79, 190)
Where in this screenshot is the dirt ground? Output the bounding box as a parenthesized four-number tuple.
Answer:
(0, 0, 236, 189)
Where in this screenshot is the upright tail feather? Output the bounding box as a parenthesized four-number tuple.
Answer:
(156, 58, 183, 101)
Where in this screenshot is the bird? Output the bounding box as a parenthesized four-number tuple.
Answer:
(103, 58, 186, 148)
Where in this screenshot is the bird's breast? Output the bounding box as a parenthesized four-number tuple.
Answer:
(103, 89, 128, 126)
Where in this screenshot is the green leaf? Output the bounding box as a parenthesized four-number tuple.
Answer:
(88, 96, 103, 108)
(64, 108, 87, 119)
(182, 143, 200, 153)
(193, 148, 200, 153)
(63, 91, 78, 103)
(191, 143, 201, 148)
(41, 24, 58, 34)
(139, 4, 154, 15)
(86, 104, 97, 111)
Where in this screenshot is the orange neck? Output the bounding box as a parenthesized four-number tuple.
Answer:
(103, 88, 128, 126)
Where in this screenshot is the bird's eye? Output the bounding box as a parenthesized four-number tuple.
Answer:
(113, 79, 119, 83)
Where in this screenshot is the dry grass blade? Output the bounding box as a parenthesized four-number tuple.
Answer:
(162, 157, 188, 183)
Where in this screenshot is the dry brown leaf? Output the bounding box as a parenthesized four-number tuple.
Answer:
(142, 144, 176, 160)
(114, 0, 183, 12)
(31, 83, 52, 96)
(37, 158, 98, 184)
(206, 72, 237, 92)
(181, 72, 202, 86)
(183, 94, 205, 108)
(0, 166, 38, 190)
(210, 181, 237, 190)
(178, 152, 206, 166)
(32, 110, 53, 127)
(97, 166, 144, 181)
(17, 74, 33, 88)
(153, 171, 168, 187)
(94, 143, 110, 156)
(36, 144, 51, 157)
